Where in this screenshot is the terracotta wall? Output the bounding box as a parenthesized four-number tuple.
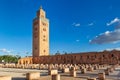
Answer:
(33, 50, 120, 65)
(18, 50, 120, 65)
(18, 57, 33, 64)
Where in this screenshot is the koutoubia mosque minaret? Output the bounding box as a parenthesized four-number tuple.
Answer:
(33, 6, 49, 57)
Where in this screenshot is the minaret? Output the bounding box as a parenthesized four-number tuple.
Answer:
(33, 7, 49, 57)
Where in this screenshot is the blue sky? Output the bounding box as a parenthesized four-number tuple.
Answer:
(0, 0, 120, 57)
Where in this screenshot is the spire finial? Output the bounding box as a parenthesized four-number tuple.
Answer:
(40, 5, 42, 9)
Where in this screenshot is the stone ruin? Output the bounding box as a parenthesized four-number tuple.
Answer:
(0, 63, 119, 80)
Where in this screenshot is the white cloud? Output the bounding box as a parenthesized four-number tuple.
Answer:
(76, 40, 80, 42)
(114, 48, 120, 50)
(89, 40, 91, 43)
(72, 23, 80, 27)
(75, 24, 80, 27)
(88, 23, 94, 26)
(0, 48, 13, 55)
(90, 29, 120, 44)
(106, 48, 120, 51)
(72, 22, 94, 27)
(105, 31, 110, 35)
(106, 17, 120, 26)
(90, 17, 120, 44)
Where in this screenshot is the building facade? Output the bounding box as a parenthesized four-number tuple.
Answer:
(18, 50, 120, 65)
(18, 7, 120, 65)
(33, 7, 49, 57)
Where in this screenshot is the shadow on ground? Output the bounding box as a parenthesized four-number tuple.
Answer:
(12, 77, 26, 80)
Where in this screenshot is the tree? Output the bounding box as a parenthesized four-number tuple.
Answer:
(55, 51, 60, 55)
(26, 52, 29, 57)
(64, 52, 67, 55)
(0, 55, 21, 63)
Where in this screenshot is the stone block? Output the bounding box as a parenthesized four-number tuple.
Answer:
(21, 65, 25, 69)
(97, 65, 100, 69)
(70, 70, 77, 77)
(81, 68, 86, 74)
(88, 67, 93, 71)
(104, 69, 109, 75)
(98, 72, 105, 80)
(112, 66, 115, 70)
(94, 66, 97, 70)
(0, 76, 11, 80)
(49, 70, 58, 75)
(51, 74, 60, 80)
(87, 78, 96, 80)
(62, 68, 69, 73)
(71, 67, 76, 71)
(48, 65, 52, 70)
(108, 68, 114, 72)
(26, 72, 40, 80)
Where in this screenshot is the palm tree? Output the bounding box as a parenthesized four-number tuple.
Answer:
(26, 52, 29, 57)
(55, 51, 60, 55)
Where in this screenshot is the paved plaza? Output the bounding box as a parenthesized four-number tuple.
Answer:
(0, 66, 120, 80)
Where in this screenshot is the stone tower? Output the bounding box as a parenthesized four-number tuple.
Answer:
(33, 7, 49, 57)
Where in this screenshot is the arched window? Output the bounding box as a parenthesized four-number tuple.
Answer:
(34, 27, 37, 31)
(43, 35, 46, 38)
(81, 56, 82, 58)
(111, 54, 114, 57)
(44, 50, 46, 52)
(95, 55, 96, 58)
(43, 28, 46, 31)
(35, 47, 37, 50)
(87, 55, 89, 58)
(103, 55, 105, 57)
(43, 39, 46, 41)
